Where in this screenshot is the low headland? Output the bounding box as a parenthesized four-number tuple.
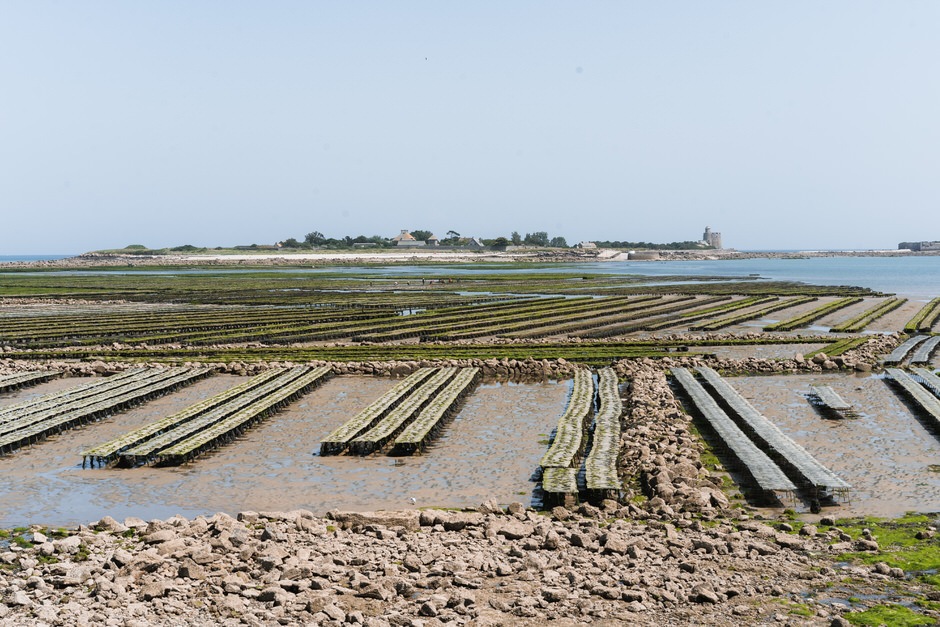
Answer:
(4, 245, 939, 270)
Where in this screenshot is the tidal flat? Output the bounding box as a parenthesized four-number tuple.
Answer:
(0, 376, 567, 528)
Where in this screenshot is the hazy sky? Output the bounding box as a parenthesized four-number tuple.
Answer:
(2, 2, 939, 254)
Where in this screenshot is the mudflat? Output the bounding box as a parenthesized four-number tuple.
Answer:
(0, 376, 567, 528)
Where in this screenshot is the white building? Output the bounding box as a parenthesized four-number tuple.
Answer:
(391, 230, 425, 247)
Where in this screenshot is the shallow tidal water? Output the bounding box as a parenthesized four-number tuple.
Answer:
(728, 373, 940, 518)
(0, 375, 567, 528)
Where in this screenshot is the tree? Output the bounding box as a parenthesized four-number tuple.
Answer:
(281, 238, 302, 248)
(510, 231, 521, 245)
(549, 236, 568, 248)
(524, 231, 549, 246)
(305, 231, 326, 245)
(492, 237, 510, 249)
(446, 230, 460, 239)
(411, 229, 432, 242)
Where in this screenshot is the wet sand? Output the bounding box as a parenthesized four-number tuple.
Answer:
(870, 297, 928, 334)
(0, 375, 567, 528)
(718, 296, 839, 334)
(729, 373, 940, 518)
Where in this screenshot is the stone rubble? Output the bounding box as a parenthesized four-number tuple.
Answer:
(0, 332, 902, 379)
(0, 503, 917, 627)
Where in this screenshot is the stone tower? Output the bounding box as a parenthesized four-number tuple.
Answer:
(702, 226, 722, 249)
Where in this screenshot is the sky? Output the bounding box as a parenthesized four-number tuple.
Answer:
(2, 2, 939, 254)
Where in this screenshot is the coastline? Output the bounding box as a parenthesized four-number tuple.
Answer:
(3, 247, 938, 269)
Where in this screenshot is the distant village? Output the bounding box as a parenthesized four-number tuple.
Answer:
(241, 226, 727, 252)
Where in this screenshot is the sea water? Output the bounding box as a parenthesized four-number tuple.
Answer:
(2, 254, 938, 298)
(0, 255, 75, 263)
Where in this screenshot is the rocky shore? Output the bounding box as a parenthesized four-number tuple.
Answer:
(4, 500, 932, 627)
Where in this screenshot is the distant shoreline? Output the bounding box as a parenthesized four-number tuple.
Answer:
(2, 247, 939, 268)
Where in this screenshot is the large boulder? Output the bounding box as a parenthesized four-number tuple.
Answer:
(327, 510, 420, 531)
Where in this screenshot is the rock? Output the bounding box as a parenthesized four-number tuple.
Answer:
(111, 548, 134, 567)
(142, 528, 177, 544)
(542, 587, 568, 602)
(690, 583, 720, 604)
(327, 510, 420, 531)
(478, 499, 502, 514)
(856, 539, 879, 551)
(602, 533, 628, 555)
(551, 506, 571, 521)
(178, 561, 207, 580)
(488, 519, 533, 540)
(322, 603, 347, 622)
(403, 554, 423, 572)
(53, 535, 83, 554)
(774, 533, 805, 550)
(258, 586, 292, 604)
(440, 511, 485, 530)
(61, 564, 95, 586)
(800, 524, 818, 537)
(95, 516, 129, 533)
(6, 590, 31, 607)
(542, 530, 561, 550)
(139, 581, 172, 601)
(358, 584, 393, 601)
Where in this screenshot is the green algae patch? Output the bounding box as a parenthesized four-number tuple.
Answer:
(845, 604, 934, 626)
(829, 514, 940, 572)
